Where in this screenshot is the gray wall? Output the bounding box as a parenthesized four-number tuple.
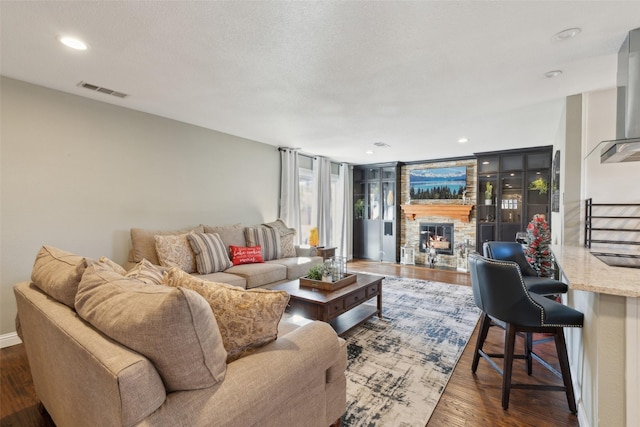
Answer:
(0, 77, 280, 335)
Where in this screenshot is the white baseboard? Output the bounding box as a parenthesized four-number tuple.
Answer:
(0, 332, 23, 348)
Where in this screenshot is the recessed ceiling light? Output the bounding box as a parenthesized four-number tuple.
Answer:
(458, 137, 468, 144)
(365, 150, 374, 155)
(59, 36, 88, 50)
(544, 70, 563, 79)
(551, 28, 581, 42)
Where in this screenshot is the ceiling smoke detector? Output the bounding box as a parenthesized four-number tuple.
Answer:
(77, 81, 128, 98)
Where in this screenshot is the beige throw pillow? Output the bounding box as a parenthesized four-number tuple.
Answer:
(98, 256, 127, 275)
(75, 261, 227, 392)
(31, 246, 88, 308)
(130, 226, 204, 265)
(155, 233, 197, 273)
(244, 227, 282, 261)
(125, 259, 165, 285)
(162, 268, 290, 362)
(187, 233, 233, 274)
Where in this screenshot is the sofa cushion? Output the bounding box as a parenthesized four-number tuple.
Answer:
(75, 261, 227, 392)
(267, 257, 323, 280)
(125, 259, 165, 285)
(202, 223, 246, 249)
(154, 233, 197, 273)
(98, 256, 127, 275)
(244, 227, 282, 261)
(31, 246, 88, 308)
(162, 268, 290, 362)
(225, 262, 287, 288)
(230, 245, 264, 265)
(187, 233, 233, 274)
(130, 226, 204, 265)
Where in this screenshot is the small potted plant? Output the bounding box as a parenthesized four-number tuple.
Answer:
(528, 177, 548, 195)
(484, 182, 493, 205)
(306, 264, 323, 281)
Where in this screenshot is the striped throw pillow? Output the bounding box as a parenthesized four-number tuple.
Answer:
(187, 233, 233, 274)
(244, 227, 282, 261)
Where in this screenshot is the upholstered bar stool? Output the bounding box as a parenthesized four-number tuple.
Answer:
(468, 253, 584, 413)
(483, 241, 568, 296)
(483, 241, 569, 374)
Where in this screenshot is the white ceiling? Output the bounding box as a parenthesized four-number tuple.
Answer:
(2, 1, 640, 164)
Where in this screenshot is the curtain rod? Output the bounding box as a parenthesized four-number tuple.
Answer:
(278, 147, 349, 166)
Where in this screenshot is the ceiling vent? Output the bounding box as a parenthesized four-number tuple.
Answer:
(77, 81, 128, 98)
(373, 142, 390, 148)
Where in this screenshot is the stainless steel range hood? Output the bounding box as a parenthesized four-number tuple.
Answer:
(601, 28, 640, 163)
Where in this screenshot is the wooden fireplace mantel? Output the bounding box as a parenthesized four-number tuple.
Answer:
(400, 204, 474, 222)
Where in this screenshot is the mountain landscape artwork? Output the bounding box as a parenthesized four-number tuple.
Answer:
(409, 166, 467, 200)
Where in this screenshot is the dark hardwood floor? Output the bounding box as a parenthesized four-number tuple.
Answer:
(0, 260, 579, 427)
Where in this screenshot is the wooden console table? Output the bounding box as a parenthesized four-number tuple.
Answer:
(316, 246, 336, 260)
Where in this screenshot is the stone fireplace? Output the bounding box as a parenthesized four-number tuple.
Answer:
(419, 222, 454, 255)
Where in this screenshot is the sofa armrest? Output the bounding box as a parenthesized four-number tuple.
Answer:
(295, 245, 318, 257)
(141, 321, 345, 427)
(14, 282, 166, 427)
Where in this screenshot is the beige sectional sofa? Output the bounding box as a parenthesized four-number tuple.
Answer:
(129, 222, 323, 289)
(14, 245, 347, 427)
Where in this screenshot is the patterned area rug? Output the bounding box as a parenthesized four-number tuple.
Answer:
(341, 276, 481, 426)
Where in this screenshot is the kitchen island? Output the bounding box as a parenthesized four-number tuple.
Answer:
(551, 244, 639, 427)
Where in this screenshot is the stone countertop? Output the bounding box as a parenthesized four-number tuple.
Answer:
(551, 244, 640, 298)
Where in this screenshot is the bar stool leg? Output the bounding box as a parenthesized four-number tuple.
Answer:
(472, 313, 491, 373)
(502, 323, 517, 410)
(525, 332, 533, 375)
(554, 327, 578, 414)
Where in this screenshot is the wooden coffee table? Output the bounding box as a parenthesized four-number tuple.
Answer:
(271, 273, 383, 335)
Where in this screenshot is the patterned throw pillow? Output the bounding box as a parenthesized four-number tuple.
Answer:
(187, 233, 233, 274)
(162, 268, 290, 362)
(244, 227, 282, 261)
(125, 259, 165, 285)
(155, 233, 197, 273)
(229, 245, 264, 265)
(280, 233, 297, 258)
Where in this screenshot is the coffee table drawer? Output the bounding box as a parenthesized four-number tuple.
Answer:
(344, 288, 367, 309)
(328, 300, 345, 316)
(365, 283, 379, 297)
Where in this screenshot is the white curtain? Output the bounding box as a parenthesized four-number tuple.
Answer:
(279, 148, 301, 244)
(313, 156, 332, 247)
(337, 163, 353, 259)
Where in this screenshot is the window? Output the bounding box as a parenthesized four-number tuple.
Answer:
(299, 166, 313, 244)
(297, 157, 342, 248)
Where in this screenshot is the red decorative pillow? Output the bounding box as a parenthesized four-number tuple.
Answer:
(230, 245, 264, 265)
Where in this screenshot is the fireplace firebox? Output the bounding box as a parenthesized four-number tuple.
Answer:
(419, 223, 454, 255)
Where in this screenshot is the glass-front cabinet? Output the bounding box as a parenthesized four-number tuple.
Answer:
(474, 147, 552, 251)
(353, 163, 400, 262)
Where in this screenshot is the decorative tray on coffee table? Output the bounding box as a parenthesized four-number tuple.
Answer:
(299, 273, 357, 291)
